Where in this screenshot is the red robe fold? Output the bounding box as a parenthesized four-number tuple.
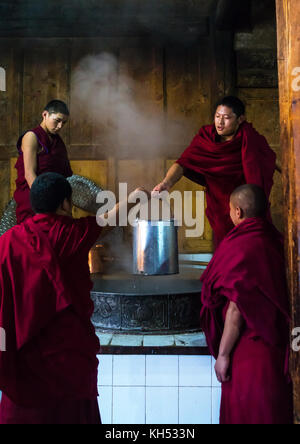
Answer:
(200, 218, 293, 424)
(0, 214, 102, 423)
(176, 122, 276, 245)
(14, 126, 73, 224)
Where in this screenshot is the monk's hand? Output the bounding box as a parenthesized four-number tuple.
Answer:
(129, 187, 151, 202)
(215, 354, 231, 383)
(152, 181, 171, 197)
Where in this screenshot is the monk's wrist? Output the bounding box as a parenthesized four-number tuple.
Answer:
(218, 351, 230, 358)
(162, 179, 171, 189)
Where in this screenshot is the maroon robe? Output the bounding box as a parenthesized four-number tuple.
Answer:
(14, 126, 73, 224)
(176, 122, 276, 246)
(0, 214, 102, 424)
(200, 218, 293, 424)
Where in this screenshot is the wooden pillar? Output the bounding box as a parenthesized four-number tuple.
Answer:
(276, 0, 300, 424)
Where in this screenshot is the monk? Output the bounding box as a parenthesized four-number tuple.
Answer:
(14, 100, 73, 224)
(200, 184, 293, 424)
(153, 96, 276, 246)
(0, 172, 147, 424)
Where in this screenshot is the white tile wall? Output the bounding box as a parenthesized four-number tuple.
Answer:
(212, 388, 222, 425)
(146, 387, 179, 424)
(179, 387, 212, 424)
(179, 355, 212, 386)
(113, 386, 146, 424)
(97, 354, 221, 424)
(146, 355, 178, 386)
(98, 386, 113, 424)
(98, 354, 113, 386)
(113, 355, 146, 386)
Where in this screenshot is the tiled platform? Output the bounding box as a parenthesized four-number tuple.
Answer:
(97, 330, 209, 355)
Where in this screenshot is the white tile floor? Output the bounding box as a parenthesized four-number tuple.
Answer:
(97, 355, 221, 424)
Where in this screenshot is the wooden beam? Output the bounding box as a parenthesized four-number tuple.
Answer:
(0, 0, 211, 40)
(276, 0, 300, 424)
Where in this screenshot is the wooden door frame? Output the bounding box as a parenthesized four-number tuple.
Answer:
(276, 0, 300, 424)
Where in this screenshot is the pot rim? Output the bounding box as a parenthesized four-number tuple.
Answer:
(132, 218, 178, 227)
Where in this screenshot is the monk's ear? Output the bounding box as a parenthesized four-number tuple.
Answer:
(65, 197, 72, 209)
(237, 206, 244, 220)
(238, 114, 246, 125)
(61, 198, 72, 215)
(42, 110, 48, 120)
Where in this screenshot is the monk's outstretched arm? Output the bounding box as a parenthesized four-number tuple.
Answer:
(97, 188, 150, 237)
(215, 301, 244, 383)
(152, 163, 184, 193)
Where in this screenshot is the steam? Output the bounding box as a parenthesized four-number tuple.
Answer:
(70, 52, 199, 275)
(71, 52, 192, 157)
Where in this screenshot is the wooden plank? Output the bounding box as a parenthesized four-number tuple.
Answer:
(0, 44, 21, 148)
(238, 88, 280, 145)
(276, 0, 300, 424)
(22, 43, 70, 142)
(209, 25, 236, 111)
(117, 159, 165, 196)
(119, 45, 164, 117)
(236, 49, 278, 88)
(117, 45, 164, 157)
(69, 38, 120, 149)
(0, 161, 10, 217)
(10, 158, 17, 198)
(165, 40, 212, 151)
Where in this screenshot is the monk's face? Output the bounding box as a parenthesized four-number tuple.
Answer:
(214, 105, 243, 141)
(42, 111, 68, 135)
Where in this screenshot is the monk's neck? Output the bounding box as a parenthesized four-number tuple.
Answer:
(220, 134, 236, 143)
(39, 123, 54, 141)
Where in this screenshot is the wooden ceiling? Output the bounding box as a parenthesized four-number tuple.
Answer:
(0, 0, 217, 40)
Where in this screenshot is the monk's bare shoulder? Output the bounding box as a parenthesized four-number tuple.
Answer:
(21, 131, 39, 153)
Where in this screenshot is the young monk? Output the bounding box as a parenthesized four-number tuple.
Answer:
(0, 172, 148, 424)
(153, 96, 276, 246)
(200, 184, 293, 424)
(14, 100, 73, 224)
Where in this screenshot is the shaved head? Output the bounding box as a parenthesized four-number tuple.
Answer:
(230, 184, 268, 219)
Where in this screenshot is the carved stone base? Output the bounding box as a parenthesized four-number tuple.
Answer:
(91, 273, 202, 334)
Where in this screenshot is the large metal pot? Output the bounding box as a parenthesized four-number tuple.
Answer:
(133, 219, 179, 276)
